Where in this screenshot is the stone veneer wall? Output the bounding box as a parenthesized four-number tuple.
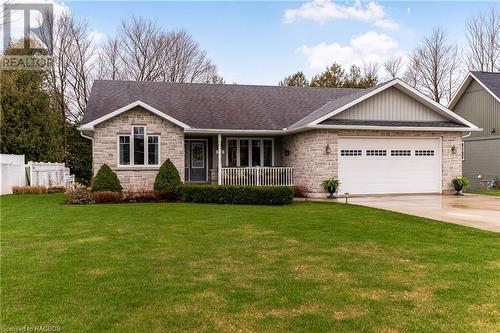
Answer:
(93, 106, 184, 190)
(281, 129, 462, 196)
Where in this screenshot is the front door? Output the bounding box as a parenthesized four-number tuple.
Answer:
(185, 140, 207, 182)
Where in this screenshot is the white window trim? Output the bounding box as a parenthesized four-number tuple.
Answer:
(117, 135, 131, 166)
(147, 134, 160, 166)
(225, 137, 275, 167)
(117, 126, 161, 168)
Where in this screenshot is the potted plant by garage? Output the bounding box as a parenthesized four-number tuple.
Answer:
(322, 178, 340, 199)
(452, 177, 470, 195)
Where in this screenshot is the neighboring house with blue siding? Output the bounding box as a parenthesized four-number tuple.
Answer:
(449, 71, 500, 190)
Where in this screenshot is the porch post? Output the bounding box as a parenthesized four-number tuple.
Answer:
(217, 134, 222, 185)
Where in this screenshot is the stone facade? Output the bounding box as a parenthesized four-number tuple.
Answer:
(93, 106, 184, 191)
(282, 129, 463, 196)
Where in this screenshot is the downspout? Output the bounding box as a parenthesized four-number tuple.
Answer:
(79, 130, 94, 177)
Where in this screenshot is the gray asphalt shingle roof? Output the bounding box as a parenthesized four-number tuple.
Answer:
(471, 71, 500, 100)
(82, 80, 363, 130)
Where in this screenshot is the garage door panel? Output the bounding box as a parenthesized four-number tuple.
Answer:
(338, 137, 441, 195)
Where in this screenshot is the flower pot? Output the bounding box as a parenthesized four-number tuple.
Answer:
(454, 183, 464, 195)
(327, 187, 337, 199)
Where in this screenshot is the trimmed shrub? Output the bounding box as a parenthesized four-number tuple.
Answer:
(154, 159, 181, 192)
(293, 185, 308, 198)
(178, 185, 293, 205)
(93, 191, 122, 204)
(155, 189, 179, 202)
(124, 190, 159, 203)
(91, 164, 122, 192)
(12, 185, 48, 194)
(48, 186, 66, 193)
(65, 185, 93, 204)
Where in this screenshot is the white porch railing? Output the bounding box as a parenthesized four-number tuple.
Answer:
(221, 167, 293, 186)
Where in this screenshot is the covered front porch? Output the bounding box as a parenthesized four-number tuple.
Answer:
(184, 134, 294, 186)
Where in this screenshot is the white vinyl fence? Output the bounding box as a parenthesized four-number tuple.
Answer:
(0, 154, 26, 194)
(27, 161, 75, 188)
(0, 155, 75, 195)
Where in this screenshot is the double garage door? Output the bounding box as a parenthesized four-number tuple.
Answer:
(338, 137, 442, 195)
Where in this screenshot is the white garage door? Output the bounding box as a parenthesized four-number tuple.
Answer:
(338, 137, 441, 195)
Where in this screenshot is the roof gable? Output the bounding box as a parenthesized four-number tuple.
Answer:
(303, 79, 479, 130)
(328, 87, 449, 122)
(80, 101, 191, 130)
(449, 71, 500, 109)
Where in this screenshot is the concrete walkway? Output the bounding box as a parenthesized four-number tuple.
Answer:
(301, 194, 500, 232)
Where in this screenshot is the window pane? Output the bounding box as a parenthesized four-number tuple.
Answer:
(134, 127, 144, 165)
(228, 140, 237, 167)
(263, 139, 272, 166)
(240, 140, 249, 167)
(252, 140, 261, 166)
(148, 136, 159, 165)
(119, 136, 130, 165)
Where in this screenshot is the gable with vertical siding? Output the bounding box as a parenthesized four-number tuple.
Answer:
(452, 79, 500, 138)
(330, 87, 449, 122)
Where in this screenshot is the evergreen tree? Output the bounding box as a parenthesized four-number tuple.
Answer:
(0, 39, 63, 162)
(310, 63, 345, 88)
(279, 71, 309, 87)
(154, 159, 181, 191)
(91, 164, 122, 192)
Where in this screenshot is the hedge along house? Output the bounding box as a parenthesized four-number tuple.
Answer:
(79, 79, 479, 197)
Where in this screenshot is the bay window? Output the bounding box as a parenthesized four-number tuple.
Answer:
(226, 138, 274, 167)
(118, 126, 159, 167)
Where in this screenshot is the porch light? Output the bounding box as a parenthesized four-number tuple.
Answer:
(325, 144, 331, 155)
(451, 145, 456, 154)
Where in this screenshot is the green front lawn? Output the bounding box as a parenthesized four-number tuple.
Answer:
(1, 194, 499, 332)
(468, 190, 500, 197)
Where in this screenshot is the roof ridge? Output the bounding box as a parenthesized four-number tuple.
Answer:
(93, 79, 365, 91)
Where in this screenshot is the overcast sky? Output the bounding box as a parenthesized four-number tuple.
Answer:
(4, 1, 498, 84)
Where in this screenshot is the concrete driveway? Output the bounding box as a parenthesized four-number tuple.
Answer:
(346, 194, 500, 232)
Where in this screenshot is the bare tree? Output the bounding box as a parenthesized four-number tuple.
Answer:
(447, 46, 462, 103)
(64, 17, 96, 120)
(163, 30, 219, 83)
(465, 8, 500, 72)
(98, 17, 221, 83)
(97, 39, 121, 80)
(383, 56, 404, 79)
(362, 61, 379, 79)
(38, 10, 97, 162)
(117, 17, 168, 81)
(403, 52, 420, 88)
(39, 10, 71, 163)
(407, 28, 460, 103)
